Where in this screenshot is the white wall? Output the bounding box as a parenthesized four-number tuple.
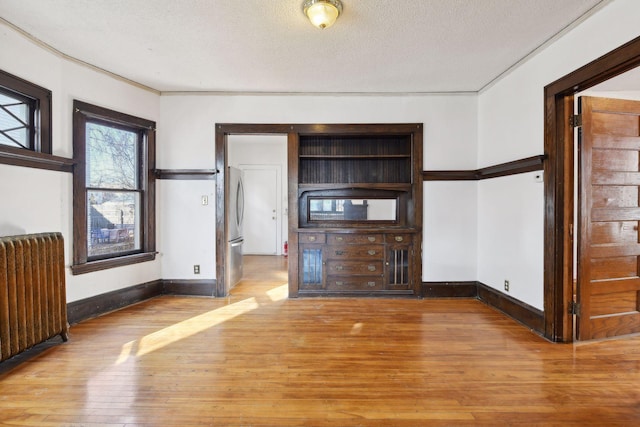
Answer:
(9, 0, 636, 307)
(477, 0, 640, 310)
(157, 180, 215, 279)
(158, 94, 479, 282)
(478, 173, 544, 308)
(0, 22, 161, 302)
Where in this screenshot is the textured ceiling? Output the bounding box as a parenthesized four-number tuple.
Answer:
(0, 0, 607, 93)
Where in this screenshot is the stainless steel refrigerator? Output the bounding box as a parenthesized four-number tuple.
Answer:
(227, 166, 244, 288)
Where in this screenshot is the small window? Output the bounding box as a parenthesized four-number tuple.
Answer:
(72, 101, 156, 274)
(0, 69, 51, 154)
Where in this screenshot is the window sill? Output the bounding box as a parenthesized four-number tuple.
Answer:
(71, 252, 157, 275)
(0, 145, 74, 172)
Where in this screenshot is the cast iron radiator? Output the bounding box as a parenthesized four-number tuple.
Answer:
(0, 233, 69, 362)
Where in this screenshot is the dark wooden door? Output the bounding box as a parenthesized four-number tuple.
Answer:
(578, 96, 640, 340)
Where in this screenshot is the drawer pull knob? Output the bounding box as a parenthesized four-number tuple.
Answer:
(367, 265, 376, 272)
(368, 236, 376, 242)
(308, 236, 316, 242)
(336, 281, 344, 286)
(395, 236, 404, 242)
(335, 250, 344, 256)
(368, 282, 376, 287)
(336, 236, 344, 242)
(368, 250, 376, 256)
(336, 265, 344, 271)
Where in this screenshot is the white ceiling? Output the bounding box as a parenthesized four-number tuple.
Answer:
(0, 0, 608, 94)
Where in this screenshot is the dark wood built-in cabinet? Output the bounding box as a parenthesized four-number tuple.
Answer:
(289, 124, 423, 297)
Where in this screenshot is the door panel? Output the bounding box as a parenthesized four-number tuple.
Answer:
(590, 257, 638, 280)
(242, 166, 278, 255)
(577, 96, 640, 340)
(592, 186, 638, 208)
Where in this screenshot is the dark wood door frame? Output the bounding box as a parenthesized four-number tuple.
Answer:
(215, 124, 293, 297)
(544, 35, 640, 342)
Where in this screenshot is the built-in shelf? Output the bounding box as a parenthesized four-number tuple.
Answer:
(292, 124, 423, 298)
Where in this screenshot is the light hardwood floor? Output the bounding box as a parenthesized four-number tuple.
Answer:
(2, 255, 640, 426)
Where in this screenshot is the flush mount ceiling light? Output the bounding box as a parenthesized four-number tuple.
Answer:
(303, 0, 343, 29)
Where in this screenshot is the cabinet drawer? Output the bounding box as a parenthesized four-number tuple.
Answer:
(327, 245, 384, 260)
(326, 276, 384, 291)
(327, 260, 383, 275)
(328, 234, 383, 245)
(299, 233, 326, 244)
(385, 233, 412, 244)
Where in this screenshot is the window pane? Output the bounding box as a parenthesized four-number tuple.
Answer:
(86, 122, 138, 189)
(0, 92, 30, 149)
(87, 190, 141, 258)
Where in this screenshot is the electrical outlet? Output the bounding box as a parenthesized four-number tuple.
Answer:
(194, 265, 200, 274)
(504, 280, 510, 292)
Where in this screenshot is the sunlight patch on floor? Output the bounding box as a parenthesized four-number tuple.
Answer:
(266, 283, 288, 302)
(115, 298, 260, 359)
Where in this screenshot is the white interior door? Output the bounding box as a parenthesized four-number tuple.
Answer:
(241, 165, 279, 255)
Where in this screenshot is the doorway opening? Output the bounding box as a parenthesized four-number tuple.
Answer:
(544, 35, 640, 342)
(215, 124, 291, 297)
(227, 134, 288, 257)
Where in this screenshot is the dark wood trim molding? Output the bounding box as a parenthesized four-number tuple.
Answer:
(477, 282, 545, 335)
(0, 145, 74, 172)
(154, 169, 218, 180)
(544, 35, 640, 342)
(422, 170, 477, 181)
(163, 279, 216, 296)
(421, 281, 478, 298)
(477, 155, 546, 179)
(421, 281, 544, 334)
(67, 279, 217, 325)
(423, 155, 545, 181)
(67, 280, 163, 325)
(70, 252, 157, 275)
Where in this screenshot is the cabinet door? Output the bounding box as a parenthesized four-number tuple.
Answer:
(386, 246, 411, 289)
(299, 245, 324, 290)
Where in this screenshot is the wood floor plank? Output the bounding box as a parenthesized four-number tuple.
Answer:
(2, 255, 640, 425)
